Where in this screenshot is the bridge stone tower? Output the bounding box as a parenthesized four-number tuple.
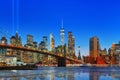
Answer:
(58, 44, 66, 67)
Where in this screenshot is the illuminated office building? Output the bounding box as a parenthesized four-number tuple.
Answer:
(0, 36, 7, 55)
(60, 21, 65, 46)
(50, 33, 55, 51)
(1, 36, 7, 44)
(109, 41, 120, 64)
(24, 34, 38, 63)
(78, 46, 81, 60)
(43, 36, 48, 50)
(89, 36, 100, 62)
(10, 32, 22, 46)
(27, 34, 33, 45)
(68, 32, 75, 57)
(9, 32, 22, 62)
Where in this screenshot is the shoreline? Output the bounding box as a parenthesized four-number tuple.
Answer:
(0, 65, 37, 70)
(0, 64, 120, 70)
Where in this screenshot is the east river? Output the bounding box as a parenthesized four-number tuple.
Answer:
(0, 66, 120, 80)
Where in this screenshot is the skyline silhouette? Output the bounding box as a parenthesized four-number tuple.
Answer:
(0, 0, 120, 56)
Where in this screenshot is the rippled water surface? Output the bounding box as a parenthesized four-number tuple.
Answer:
(0, 66, 120, 80)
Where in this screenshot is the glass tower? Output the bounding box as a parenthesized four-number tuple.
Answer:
(60, 20, 65, 46)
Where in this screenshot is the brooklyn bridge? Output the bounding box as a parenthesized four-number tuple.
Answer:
(0, 43, 82, 67)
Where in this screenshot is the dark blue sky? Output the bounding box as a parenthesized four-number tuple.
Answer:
(0, 0, 120, 56)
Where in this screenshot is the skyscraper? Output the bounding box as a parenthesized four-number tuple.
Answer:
(50, 33, 55, 51)
(1, 36, 7, 44)
(10, 32, 22, 46)
(60, 20, 65, 46)
(110, 41, 120, 64)
(43, 36, 48, 50)
(9, 32, 22, 62)
(68, 32, 75, 57)
(78, 46, 81, 60)
(27, 35, 33, 45)
(89, 36, 100, 61)
(24, 34, 38, 63)
(39, 41, 46, 51)
(0, 36, 7, 55)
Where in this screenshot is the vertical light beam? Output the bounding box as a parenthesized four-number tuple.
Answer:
(16, 0, 19, 32)
(12, 0, 15, 34)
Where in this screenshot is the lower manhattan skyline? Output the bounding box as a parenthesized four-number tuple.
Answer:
(0, 0, 120, 56)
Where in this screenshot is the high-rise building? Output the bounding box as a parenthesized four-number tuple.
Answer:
(60, 20, 65, 46)
(10, 32, 22, 46)
(24, 34, 38, 63)
(39, 41, 46, 51)
(9, 32, 22, 63)
(27, 35, 33, 45)
(0, 36, 7, 55)
(38, 41, 45, 62)
(50, 33, 55, 51)
(89, 36, 100, 61)
(78, 46, 81, 60)
(49, 33, 55, 63)
(1, 36, 7, 44)
(68, 32, 75, 57)
(33, 42, 38, 62)
(38, 36, 48, 63)
(99, 48, 107, 56)
(33, 42, 38, 49)
(43, 36, 48, 50)
(110, 41, 120, 64)
(10, 36, 16, 45)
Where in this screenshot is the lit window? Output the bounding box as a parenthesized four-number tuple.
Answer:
(2, 41, 4, 44)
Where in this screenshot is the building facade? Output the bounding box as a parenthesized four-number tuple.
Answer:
(9, 32, 22, 63)
(68, 32, 75, 58)
(50, 33, 55, 51)
(0, 35, 18, 66)
(60, 26, 65, 46)
(99, 48, 107, 56)
(38, 36, 49, 64)
(43, 36, 48, 50)
(24, 34, 38, 64)
(0, 36, 7, 55)
(110, 42, 120, 64)
(10, 32, 22, 47)
(27, 34, 33, 45)
(78, 46, 81, 60)
(89, 36, 100, 63)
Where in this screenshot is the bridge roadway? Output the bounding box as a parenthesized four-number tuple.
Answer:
(0, 44, 81, 66)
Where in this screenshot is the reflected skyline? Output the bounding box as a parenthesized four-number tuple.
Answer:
(0, 67, 120, 80)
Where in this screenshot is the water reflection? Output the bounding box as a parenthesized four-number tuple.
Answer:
(0, 67, 120, 80)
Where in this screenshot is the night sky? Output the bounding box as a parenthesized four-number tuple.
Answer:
(0, 0, 120, 56)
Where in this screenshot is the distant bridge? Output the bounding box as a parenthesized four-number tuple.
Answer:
(0, 44, 82, 67)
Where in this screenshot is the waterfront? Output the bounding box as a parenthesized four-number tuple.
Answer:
(0, 66, 120, 80)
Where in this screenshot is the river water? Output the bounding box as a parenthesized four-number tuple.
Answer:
(0, 66, 120, 80)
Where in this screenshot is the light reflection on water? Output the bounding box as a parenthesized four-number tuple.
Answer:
(0, 66, 120, 80)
